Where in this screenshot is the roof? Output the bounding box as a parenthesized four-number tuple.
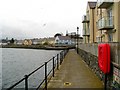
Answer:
(57, 36, 71, 40)
(88, 2, 97, 9)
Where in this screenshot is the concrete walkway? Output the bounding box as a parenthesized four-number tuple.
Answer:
(48, 49, 103, 88)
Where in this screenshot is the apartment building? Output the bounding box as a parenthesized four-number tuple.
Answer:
(82, 2, 97, 43)
(82, 0, 120, 43)
(97, 0, 120, 42)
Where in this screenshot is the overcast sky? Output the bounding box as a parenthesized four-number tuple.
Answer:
(0, 0, 96, 39)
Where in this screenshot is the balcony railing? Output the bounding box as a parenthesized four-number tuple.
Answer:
(83, 29, 90, 36)
(97, 0, 114, 8)
(98, 16, 114, 30)
(82, 15, 89, 23)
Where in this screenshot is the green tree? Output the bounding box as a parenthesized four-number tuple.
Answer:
(10, 38, 14, 44)
(43, 41, 49, 45)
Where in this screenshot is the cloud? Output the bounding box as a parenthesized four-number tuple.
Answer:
(0, 20, 66, 39)
(0, 0, 97, 39)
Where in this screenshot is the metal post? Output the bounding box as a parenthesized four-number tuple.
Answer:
(61, 51, 63, 63)
(62, 51, 64, 59)
(24, 75, 28, 90)
(45, 62, 47, 90)
(57, 54, 59, 70)
(104, 74, 107, 90)
(53, 57, 55, 77)
(77, 27, 79, 54)
(60, 52, 62, 65)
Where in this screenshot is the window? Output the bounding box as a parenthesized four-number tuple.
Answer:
(107, 9, 113, 26)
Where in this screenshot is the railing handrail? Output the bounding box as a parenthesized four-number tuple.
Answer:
(98, 16, 114, 21)
(7, 77, 25, 90)
(82, 15, 90, 22)
(97, 16, 114, 29)
(5, 50, 68, 90)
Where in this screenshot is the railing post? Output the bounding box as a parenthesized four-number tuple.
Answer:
(60, 52, 62, 65)
(61, 51, 63, 62)
(24, 75, 28, 90)
(53, 57, 55, 77)
(45, 62, 47, 90)
(62, 51, 64, 62)
(64, 50, 65, 57)
(62, 51, 63, 60)
(57, 54, 59, 70)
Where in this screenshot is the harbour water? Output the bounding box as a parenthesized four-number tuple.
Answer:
(1, 48, 60, 89)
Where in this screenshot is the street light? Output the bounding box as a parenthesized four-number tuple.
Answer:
(77, 27, 79, 54)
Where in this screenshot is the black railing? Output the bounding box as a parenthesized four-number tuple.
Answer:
(5, 50, 68, 90)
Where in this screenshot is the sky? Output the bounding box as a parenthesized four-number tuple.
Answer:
(0, 0, 96, 39)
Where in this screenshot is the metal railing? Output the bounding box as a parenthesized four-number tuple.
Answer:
(98, 16, 114, 30)
(5, 50, 68, 90)
(82, 15, 89, 23)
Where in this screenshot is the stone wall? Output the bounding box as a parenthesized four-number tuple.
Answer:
(78, 42, 120, 88)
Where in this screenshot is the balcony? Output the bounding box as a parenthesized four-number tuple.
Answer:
(83, 30, 90, 36)
(97, 0, 114, 8)
(98, 16, 114, 30)
(82, 15, 89, 23)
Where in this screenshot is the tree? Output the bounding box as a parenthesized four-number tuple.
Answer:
(43, 41, 49, 45)
(10, 38, 14, 44)
(54, 33, 62, 38)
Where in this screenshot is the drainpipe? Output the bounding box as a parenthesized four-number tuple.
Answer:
(92, 8, 95, 43)
(100, 8, 103, 42)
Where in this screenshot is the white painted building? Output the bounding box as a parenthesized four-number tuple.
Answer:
(55, 36, 75, 46)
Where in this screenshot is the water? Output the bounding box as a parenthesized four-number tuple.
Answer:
(1, 48, 60, 89)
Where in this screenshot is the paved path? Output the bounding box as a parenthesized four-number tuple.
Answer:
(47, 49, 103, 88)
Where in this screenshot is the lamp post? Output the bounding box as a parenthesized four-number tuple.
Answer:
(77, 27, 79, 54)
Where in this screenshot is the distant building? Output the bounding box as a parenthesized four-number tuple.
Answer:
(31, 39, 41, 45)
(23, 39, 32, 45)
(0, 39, 9, 45)
(16, 40, 23, 45)
(55, 36, 75, 46)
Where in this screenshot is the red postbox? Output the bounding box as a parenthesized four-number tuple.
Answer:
(98, 43, 110, 74)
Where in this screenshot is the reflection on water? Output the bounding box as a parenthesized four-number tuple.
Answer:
(2, 48, 60, 88)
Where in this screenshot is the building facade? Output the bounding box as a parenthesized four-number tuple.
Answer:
(82, 2, 97, 43)
(82, 0, 120, 43)
(97, 0, 120, 42)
